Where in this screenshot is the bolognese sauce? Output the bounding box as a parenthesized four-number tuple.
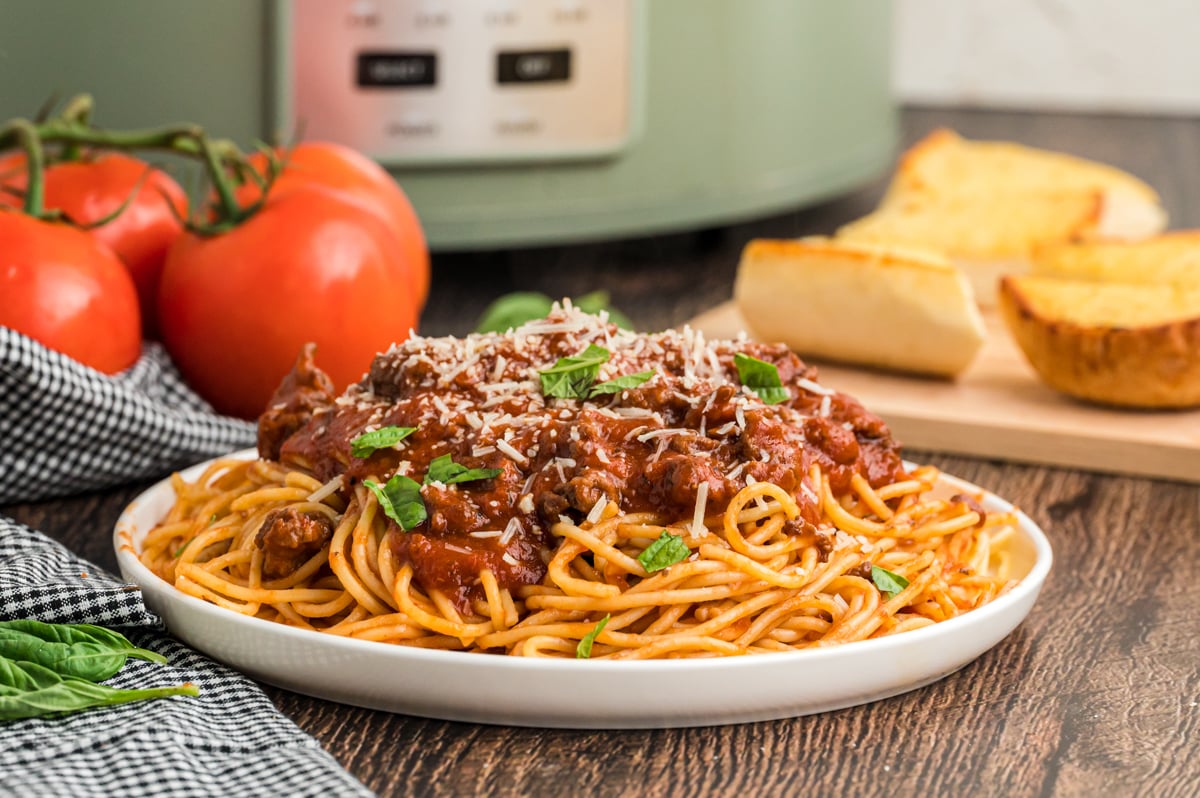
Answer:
(256, 305, 905, 607)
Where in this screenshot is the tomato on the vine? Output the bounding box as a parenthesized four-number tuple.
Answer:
(0, 151, 187, 337)
(159, 184, 420, 420)
(0, 210, 142, 374)
(238, 142, 429, 309)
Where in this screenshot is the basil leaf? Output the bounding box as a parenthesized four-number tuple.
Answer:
(0, 657, 197, 721)
(871, 565, 910, 600)
(475, 292, 555, 334)
(637, 531, 691, 574)
(475, 290, 634, 333)
(351, 426, 417, 459)
(539, 344, 611, 399)
(588, 370, 655, 398)
(364, 475, 427, 531)
(575, 614, 611, 659)
(733, 353, 789, 405)
(424, 454, 502, 486)
(0, 620, 165, 683)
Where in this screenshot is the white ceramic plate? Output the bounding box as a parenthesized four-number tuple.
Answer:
(115, 450, 1052, 729)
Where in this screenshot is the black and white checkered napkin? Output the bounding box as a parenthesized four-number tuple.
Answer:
(0, 331, 372, 796)
(0, 328, 256, 504)
(0, 517, 373, 798)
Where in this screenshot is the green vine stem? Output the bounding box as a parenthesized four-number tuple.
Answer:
(0, 93, 266, 234)
(0, 119, 48, 218)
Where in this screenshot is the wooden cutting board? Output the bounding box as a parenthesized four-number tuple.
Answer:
(689, 300, 1200, 484)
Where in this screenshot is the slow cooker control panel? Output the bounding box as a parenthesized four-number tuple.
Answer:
(283, 0, 635, 164)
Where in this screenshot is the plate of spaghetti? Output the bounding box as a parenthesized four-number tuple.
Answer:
(115, 304, 1051, 728)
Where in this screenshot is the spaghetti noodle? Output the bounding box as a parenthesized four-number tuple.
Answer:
(139, 304, 1017, 658)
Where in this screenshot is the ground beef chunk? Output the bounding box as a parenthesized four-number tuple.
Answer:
(551, 469, 622, 517)
(255, 508, 335, 579)
(848, 561, 875, 580)
(257, 344, 336, 461)
(950, 493, 988, 526)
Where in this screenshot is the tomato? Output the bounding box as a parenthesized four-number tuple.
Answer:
(238, 142, 429, 308)
(0, 210, 142, 374)
(159, 185, 420, 420)
(0, 151, 187, 338)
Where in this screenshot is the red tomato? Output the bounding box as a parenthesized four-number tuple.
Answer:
(0, 210, 142, 374)
(238, 142, 429, 308)
(0, 151, 187, 338)
(159, 185, 420, 420)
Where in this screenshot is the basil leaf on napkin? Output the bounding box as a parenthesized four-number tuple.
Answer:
(0, 620, 165, 682)
(0, 657, 197, 722)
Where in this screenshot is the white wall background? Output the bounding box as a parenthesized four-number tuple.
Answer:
(894, 0, 1200, 114)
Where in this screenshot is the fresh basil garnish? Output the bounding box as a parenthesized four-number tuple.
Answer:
(539, 344, 611, 399)
(733, 353, 789, 405)
(0, 620, 166, 683)
(351, 426, 417, 459)
(576, 614, 611, 659)
(871, 565, 910, 599)
(424, 454, 502, 486)
(364, 474, 427, 531)
(637, 531, 690, 574)
(589, 370, 655, 398)
(0, 657, 197, 721)
(475, 290, 634, 333)
(0, 620, 197, 721)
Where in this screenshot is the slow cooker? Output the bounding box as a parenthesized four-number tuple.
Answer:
(0, 0, 896, 249)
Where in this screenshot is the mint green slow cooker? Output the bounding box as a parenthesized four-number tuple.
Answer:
(0, 0, 895, 250)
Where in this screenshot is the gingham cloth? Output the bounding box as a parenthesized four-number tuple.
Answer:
(0, 517, 373, 797)
(0, 331, 372, 796)
(0, 328, 256, 504)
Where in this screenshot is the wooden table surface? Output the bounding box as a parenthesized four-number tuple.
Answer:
(4, 107, 1200, 797)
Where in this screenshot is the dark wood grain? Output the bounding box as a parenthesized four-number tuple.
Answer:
(5, 107, 1200, 797)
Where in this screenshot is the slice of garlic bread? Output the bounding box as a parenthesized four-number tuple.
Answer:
(838, 191, 1105, 306)
(998, 275, 1200, 408)
(883, 128, 1166, 239)
(841, 129, 1169, 306)
(734, 237, 985, 378)
(1032, 232, 1200, 285)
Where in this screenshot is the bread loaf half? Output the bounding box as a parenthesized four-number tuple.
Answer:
(734, 237, 986, 378)
(883, 128, 1166, 239)
(998, 275, 1200, 408)
(838, 191, 1105, 306)
(1032, 231, 1200, 285)
(840, 129, 1169, 306)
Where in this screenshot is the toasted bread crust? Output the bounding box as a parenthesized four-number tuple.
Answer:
(734, 237, 985, 378)
(998, 276, 1200, 408)
(887, 128, 1163, 206)
(840, 191, 1105, 261)
(844, 129, 1168, 307)
(1032, 231, 1200, 284)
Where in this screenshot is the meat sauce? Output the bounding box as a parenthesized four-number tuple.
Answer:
(257, 307, 905, 607)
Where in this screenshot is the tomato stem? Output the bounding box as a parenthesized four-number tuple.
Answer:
(57, 95, 93, 162)
(0, 94, 270, 233)
(194, 131, 243, 226)
(1, 119, 47, 218)
(59, 94, 93, 127)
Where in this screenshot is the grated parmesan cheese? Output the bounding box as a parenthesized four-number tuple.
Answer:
(690, 482, 709, 538)
(797, 377, 834, 397)
(501, 516, 522, 545)
(307, 475, 344, 503)
(636, 428, 691, 443)
(496, 439, 528, 465)
(586, 494, 609, 524)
